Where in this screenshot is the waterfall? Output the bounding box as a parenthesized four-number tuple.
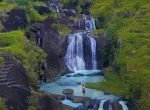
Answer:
(78, 15, 96, 31)
(108, 102, 113, 110)
(64, 32, 97, 71)
(119, 101, 128, 110)
(64, 33, 85, 71)
(87, 35, 97, 69)
(99, 100, 107, 110)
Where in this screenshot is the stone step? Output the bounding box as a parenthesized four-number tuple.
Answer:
(0, 79, 7, 83)
(3, 62, 11, 65)
(8, 85, 30, 91)
(0, 74, 7, 78)
(0, 81, 18, 85)
(4, 64, 14, 68)
(0, 71, 8, 75)
(2, 66, 13, 71)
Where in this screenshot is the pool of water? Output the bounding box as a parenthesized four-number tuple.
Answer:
(40, 70, 116, 99)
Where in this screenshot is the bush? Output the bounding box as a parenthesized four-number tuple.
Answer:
(0, 97, 5, 110)
(0, 31, 47, 86)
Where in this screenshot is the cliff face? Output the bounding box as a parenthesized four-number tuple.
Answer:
(41, 18, 67, 82)
(0, 53, 30, 110)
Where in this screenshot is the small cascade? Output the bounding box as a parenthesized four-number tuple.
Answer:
(108, 102, 113, 110)
(87, 35, 97, 69)
(78, 14, 96, 31)
(64, 32, 97, 71)
(99, 100, 107, 110)
(119, 101, 128, 110)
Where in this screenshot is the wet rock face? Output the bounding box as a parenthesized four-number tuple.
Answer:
(80, 1, 92, 15)
(96, 34, 109, 68)
(41, 18, 67, 82)
(33, 5, 51, 15)
(103, 100, 123, 110)
(0, 53, 30, 110)
(2, 8, 28, 32)
(112, 101, 123, 110)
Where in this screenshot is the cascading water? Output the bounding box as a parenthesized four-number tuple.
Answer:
(99, 100, 107, 110)
(87, 35, 97, 69)
(64, 33, 85, 71)
(78, 14, 96, 31)
(64, 32, 97, 71)
(85, 17, 96, 31)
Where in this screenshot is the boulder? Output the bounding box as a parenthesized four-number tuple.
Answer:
(104, 90, 111, 95)
(33, 5, 51, 15)
(112, 101, 123, 110)
(62, 89, 74, 95)
(3, 8, 28, 32)
(71, 96, 92, 109)
(77, 82, 81, 85)
(0, 53, 30, 110)
(73, 73, 84, 77)
(103, 100, 110, 110)
(41, 18, 68, 83)
(86, 72, 103, 76)
(50, 93, 65, 100)
(37, 92, 73, 110)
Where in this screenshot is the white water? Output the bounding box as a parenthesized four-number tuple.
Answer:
(87, 35, 97, 69)
(119, 101, 128, 110)
(85, 17, 96, 31)
(61, 99, 82, 108)
(99, 100, 107, 110)
(64, 33, 97, 71)
(64, 33, 85, 71)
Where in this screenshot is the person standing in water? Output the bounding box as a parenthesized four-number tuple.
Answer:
(82, 84, 86, 97)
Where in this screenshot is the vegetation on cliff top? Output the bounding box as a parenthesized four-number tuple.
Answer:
(0, 31, 46, 85)
(0, 97, 5, 110)
(87, 0, 150, 109)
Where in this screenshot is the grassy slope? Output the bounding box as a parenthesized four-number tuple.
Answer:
(87, 0, 150, 109)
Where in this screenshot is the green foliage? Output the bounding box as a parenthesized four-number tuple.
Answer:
(23, 41, 47, 85)
(90, 0, 150, 109)
(0, 57, 3, 66)
(0, 31, 47, 86)
(0, 97, 5, 110)
(0, 0, 16, 11)
(28, 91, 40, 110)
(52, 23, 71, 37)
(86, 67, 124, 96)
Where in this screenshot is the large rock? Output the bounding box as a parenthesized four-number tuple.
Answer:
(96, 33, 109, 68)
(40, 18, 68, 82)
(103, 100, 110, 110)
(73, 73, 85, 77)
(62, 89, 74, 95)
(38, 92, 73, 110)
(0, 53, 30, 110)
(50, 93, 65, 100)
(112, 101, 123, 110)
(2, 8, 28, 32)
(33, 5, 51, 15)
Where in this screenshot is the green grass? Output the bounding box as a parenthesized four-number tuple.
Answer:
(0, 97, 5, 110)
(86, 67, 124, 96)
(0, 31, 26, 59)
(90, 0, 150, 109)
(52, 23, 71, 37)
(0, 57, 3, 66)
(0, 31, 46, 85)
(0, 1, 16, 11)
